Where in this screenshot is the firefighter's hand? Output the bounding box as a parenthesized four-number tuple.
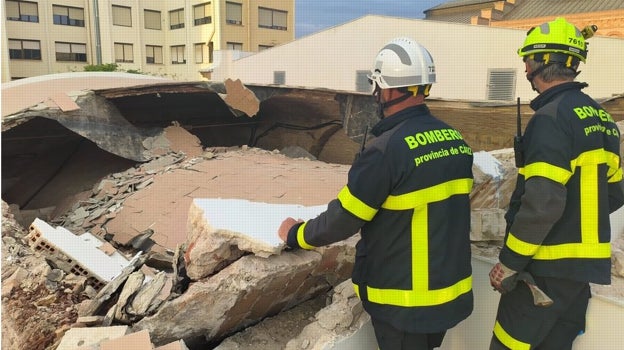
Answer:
(278, 217, 301, 243)
(489, 262, 518, 294)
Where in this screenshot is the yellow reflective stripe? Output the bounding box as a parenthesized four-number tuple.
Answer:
(381, 178, 473, 210)
(524, 161, 571, 184)
(609, 167, 623, 183)
(580, 165, 598, 243)
(296, 222, 315, 250)
(412, 205, 428, 292)
(506, 232, 611, 259)
(365, 276, 472, 307)
(358, 192, 472, 307)
(505, 232, 540, 256)
(533, 242, 610, 260)
(494, 321, 530, 350)
(337, 186, 377, 221)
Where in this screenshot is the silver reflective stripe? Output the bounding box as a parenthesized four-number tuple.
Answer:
(382, 75, 422, 86)
(382, 43, 411, 65)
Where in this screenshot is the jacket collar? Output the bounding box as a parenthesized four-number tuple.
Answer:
(530, 81, 588, 111)
(371, 104, 430, 136)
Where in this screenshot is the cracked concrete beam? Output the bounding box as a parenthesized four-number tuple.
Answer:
(133, 246, 354, 346)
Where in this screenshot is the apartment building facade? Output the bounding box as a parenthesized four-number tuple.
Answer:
(2, 0, 294, 82)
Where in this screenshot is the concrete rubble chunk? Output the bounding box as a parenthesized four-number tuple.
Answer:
(222, 78, 261, 117)
(283, 279, 374, 350)
(134, 247, 353, 346)
(127, 271, 169, 317)
(55, 325, 129, 350)
(100, 329, 152, 350)
(78, 254, 147, 317)
(115, 271, 145, 323)
(185, 198, 327, 280)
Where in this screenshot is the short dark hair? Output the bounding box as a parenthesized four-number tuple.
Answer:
(526, 58, 578, 82)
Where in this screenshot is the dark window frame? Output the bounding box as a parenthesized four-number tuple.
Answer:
(144, 9, 162, 30)
(55, 41, 87, 62)
(6, 0, 39, 23)
(112, 5, 132, 27)
(258, 7, 287, 31)
(193, 3, 212, 26)
(114, 42, 134, 63)
(8, 38, 41, 60)
(169, 8, 185, 30)
(225, 1, 242, 25)
(146, 45, 163, 64)
(171, 45, 186, 64)
(53, 5, 85, 27)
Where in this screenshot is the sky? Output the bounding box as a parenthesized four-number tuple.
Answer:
(295, 0, 449, 38)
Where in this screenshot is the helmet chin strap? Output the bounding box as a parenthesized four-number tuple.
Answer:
(374, 86, 412, 119)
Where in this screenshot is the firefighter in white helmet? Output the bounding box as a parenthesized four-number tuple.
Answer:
(278, 37, 474, 349)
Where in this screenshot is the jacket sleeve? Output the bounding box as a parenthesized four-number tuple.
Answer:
(285, 145, 392, 250)
(499, 112, 570, 271)
(499, 177, 567, 271)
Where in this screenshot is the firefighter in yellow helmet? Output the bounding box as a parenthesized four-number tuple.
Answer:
(489, 17, 624, 349)
(278, 37, 474, 349)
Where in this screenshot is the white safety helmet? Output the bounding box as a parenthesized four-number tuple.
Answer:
(368, 37, 436, 90)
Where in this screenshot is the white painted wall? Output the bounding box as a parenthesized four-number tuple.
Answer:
(215, 15, 624, 102)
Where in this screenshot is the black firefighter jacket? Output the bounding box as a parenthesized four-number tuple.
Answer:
(501, 82, 624, 285)
(285, 104, 474, 333)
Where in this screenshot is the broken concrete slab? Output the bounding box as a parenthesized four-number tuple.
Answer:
(56, 325, 129, 350)
(155, 340, 191, 350)
(185, 198, 327, 279)
(133, 244, 355, 346)
(222, 78, 261, 117)
(103, 149, 349, 252)
(100, 329, 152, 350)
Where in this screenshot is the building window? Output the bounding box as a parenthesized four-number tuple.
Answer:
(144, 10, 161, 30)
(52, 5, 84, 27)
(226, 42, 242, 51)
(193, 3, 211, 25)
(55, 42, 87, 62)
(226, 2, 242, 25)
(171, 45, 185, 64)
(208, 42, 214, 63)
(169, 9, 184, 29)
(112, 5, 132, 27)
(258, 45, 273, 51)
(487, 69, 516, 101)
(8, 39, 41, 60)
(194, 43, 205, 63)
(146, 45, 163, 64)
(114, 43, 133, 63)
(274, 71, 285, 85)
(355, 70, 371, 93)
(258, 7, 287, 30)
(6, 0, 39, 23)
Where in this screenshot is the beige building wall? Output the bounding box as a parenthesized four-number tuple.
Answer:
(2, 0, 294, 82)
(215, 15, 624, 102)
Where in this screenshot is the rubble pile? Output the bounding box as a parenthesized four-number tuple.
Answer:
(1, 119, 623, 349)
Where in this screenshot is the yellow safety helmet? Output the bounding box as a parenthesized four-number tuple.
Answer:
(518, 17, 587, 66)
